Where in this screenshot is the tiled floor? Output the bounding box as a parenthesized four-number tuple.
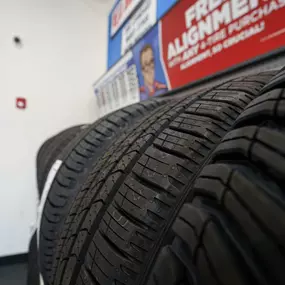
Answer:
(0, 262, 27, 285)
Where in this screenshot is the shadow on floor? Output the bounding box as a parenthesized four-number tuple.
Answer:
(0, 262, 27, 285)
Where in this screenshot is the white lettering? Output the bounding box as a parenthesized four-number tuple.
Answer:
(250, 0, 259, 9)
(231, 0, 249, 20)
(180, 49, 212, 70)
(188, 25, 199, 45)
(251, 9, 259, 22)
(182, 44, 200, 60)
(168, 42, 177, 61)
(212, 2, 231, 31)
(185, 6, 196, 28)
(268, 0, 280, 13)
(196, 0, 209, 20)
(279, 0, 285, 8)
(174, 37, 187, 55)
(198, 15, 213, 40)
(212, 43, 223, 54)
(207, 28, 227, 45)
(209, 0, 223, 10)
(224, 21, 265, 48)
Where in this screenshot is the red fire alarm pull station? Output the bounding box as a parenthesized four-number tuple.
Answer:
(16, 97, 27, 109)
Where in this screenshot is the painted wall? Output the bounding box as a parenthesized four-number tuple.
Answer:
(0, 0, 114, 257)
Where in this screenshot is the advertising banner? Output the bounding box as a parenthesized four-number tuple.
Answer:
(93, 51, 140, 117)
(160, 0, 285, 88)
(98, 0, 285, 110)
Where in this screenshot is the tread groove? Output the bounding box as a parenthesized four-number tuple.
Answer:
(184, 110, 230, 124)
(153, 143, 200, 165)
(199, 98, 244, 109)
(100, 231, 141, 264)
(131, 171, 177, 199)
(168, 125, 205, 139)
(113, 201, 157, 232)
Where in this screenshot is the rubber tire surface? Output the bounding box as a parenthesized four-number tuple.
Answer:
(37, 125, 86, 197)
(49, 71, 278, 285)
(39, 99, 166, 284)
(170, 69, 285, 285)
(27, 232, 40, 285)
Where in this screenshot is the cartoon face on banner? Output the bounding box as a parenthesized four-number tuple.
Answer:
(132, 25, 168, 101)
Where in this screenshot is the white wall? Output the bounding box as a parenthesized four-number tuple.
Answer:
(0, 0, 114, 257)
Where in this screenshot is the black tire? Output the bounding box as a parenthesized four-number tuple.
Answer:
(49, 71, 279, 285)
(27, 232, 40, 285)
(39, 99, 167, 284)
(37, 125, 86, 197)
(170, 71, 285, 285)
(260, 68, 285, 94)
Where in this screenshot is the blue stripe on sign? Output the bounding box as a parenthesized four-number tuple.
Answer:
(156, 0, 178, 19)
(107, 29, 123, 69)
(107, 0, 123, 69)
(107, 12, 112, 69)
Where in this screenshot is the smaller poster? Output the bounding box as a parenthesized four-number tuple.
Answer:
(132, 24, 169, 101)
(111, 0, 143, 37)
(93, 51, 140, 117)
(121, 0, 157, 55)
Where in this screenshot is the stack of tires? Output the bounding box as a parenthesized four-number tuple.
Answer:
(34, 67, 285, 285)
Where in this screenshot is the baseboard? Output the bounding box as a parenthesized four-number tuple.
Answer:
(0, 253, 28, 266)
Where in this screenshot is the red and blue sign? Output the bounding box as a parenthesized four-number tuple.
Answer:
(107, 0, 178, 69)
(99, 0, 285, 102)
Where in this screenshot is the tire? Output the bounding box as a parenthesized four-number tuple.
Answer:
(27, 232, 40, 285)
(170, 70, 285, 285)
(39, 99, 167, 284)
(37, 125, 86, 197)
(49, 70, 279, 285)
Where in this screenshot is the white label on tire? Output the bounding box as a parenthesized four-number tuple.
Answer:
(36, 159, 62, 248)
(39, 273, 45, 285)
